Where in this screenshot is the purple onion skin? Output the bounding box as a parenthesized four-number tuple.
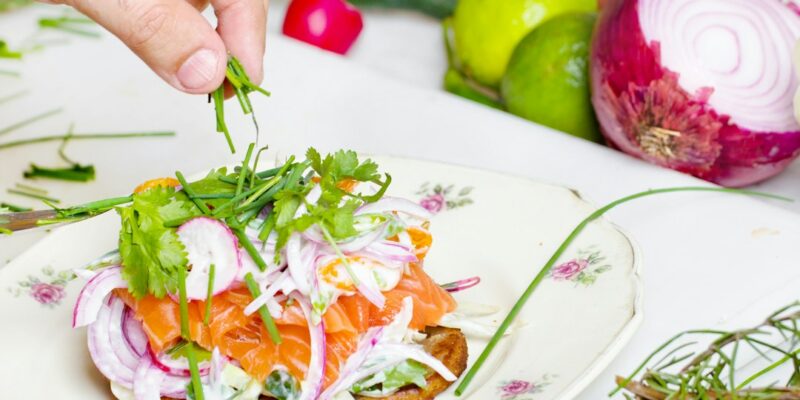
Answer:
(590, 0, 800, 187)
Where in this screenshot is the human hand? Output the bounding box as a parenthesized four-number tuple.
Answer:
(43, 0, 268, 94)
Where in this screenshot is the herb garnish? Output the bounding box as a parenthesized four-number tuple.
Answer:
(0, 202, 31, 212)
(0, 40, 21, 59)
(454, 187, 792, 396)
(0, 108, 62, 137)
(38, 16, 99, 38)
(211, 56, 270, 153)
(7, 188, 60, 203)
(24, 127, 96, 182)
(0, 131, 175, 151)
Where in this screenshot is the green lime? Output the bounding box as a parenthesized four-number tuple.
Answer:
(451, 0, 596, 88)
(500, 12, 602, 142)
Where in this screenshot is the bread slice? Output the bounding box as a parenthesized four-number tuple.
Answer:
(355, 326, 469, 400)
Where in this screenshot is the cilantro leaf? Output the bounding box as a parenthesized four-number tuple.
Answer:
(118, 186, 199, 298)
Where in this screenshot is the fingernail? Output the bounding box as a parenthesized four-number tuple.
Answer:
(177, 48, 220, 90)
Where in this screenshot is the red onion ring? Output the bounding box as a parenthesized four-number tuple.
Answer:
(441, 276, 481, 293)
(73, 265, 127, 328)
(363, 241, 418, 263)
(147, 345, 212, 378)
(87, 295, 137, 387)
(293, 294, 327, 400)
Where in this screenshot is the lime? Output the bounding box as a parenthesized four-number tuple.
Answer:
(451, 0, 596, 88)
(500, 12, 602, 142)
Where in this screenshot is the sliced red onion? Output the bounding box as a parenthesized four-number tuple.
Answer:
(109, 299, 143, 371)
(441, 276, 481, 293)
(293, 294, 327, 400)
(356, 281, 386, 309)
(177, 217, 242, 300)
(148, 345, 212, 377)
(363, 241, 418, 263)
(133, 356, 164, 400)
(73, 265, 126, 328)
(592, 0, 800, 186)
(122, 307, 148, 357)
(319, 327, 385, 400)
(356, 197, 433, 220)
(88, 295, 137, 387)
(374, 344, 457, 381)
(244, 269, 291, 316)
(287, 234, 319, 295)
(336, 225, 385, 254)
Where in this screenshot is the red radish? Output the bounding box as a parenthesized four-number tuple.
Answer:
(177, 217, 241, 300)
(591, 0, 800, 187)
(282, 0, 364, 55)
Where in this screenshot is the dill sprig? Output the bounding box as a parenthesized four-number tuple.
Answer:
(616, 302, 800, 400)
(454, 187, 792, 396)
(210, 56, 270, 154)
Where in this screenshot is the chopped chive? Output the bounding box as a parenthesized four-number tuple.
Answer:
(217, 175, 239, 185)
(249, 146, 269, 186)
(193, 193, 234, 200)
(244, 272, 281, 344)
(211, 86, 234, 153)
(258, 212, 275, 242)
(14, 183, 47, 194)
(255, 165, 283, 179)
(233, 180, 284, 214)
(163, 216, 195, 228)
(204, 264, 215, 325)
(177, 267, 205, 400)
(234, 229, 267, 271)
(176, 171, 211, 214)
(453, 186, 792, 396)
(236, 143, 255, 196)
(24, 163, 95, 182)
(238, 158, 295, 209)
(38, 17, 100, 37)
(0, 228, 10, 235)
(0, 131, 175, 151)
(0, 108, 62, 137)
(0, 202, 31, 212)
(0, 70, 20, 77)
(7, 188, 60, 203)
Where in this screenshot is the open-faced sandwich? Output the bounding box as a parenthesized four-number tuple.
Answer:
(71, 148, 471, 400)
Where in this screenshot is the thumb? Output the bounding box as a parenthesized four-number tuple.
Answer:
(62, 0, 228, 94)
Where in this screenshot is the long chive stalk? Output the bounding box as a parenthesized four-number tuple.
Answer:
(0, 131, 175, 151)
(0, 90, 28, 105)
(236, 143, 255, 196)
(454, 187, 791, 396)
(59, 196, 132, 217)
(244, 272, 282, 344)
(0, 108, 62, 136)
(7, 188, 60, 203)
(177, 267, 205, 400)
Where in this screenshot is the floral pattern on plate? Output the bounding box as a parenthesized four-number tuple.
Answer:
(498, 375, 553, 399)
(550, 248, 611, 287)
(416, 182, 473, 214)
(6, 266, 74, 307)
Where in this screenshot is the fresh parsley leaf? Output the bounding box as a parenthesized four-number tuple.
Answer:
(118, 186, 199, 298)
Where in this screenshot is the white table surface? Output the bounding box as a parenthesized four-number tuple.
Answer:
(2, 4, 800, 399)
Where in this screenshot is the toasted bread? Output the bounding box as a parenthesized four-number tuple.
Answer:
(355, 326, 469, 400)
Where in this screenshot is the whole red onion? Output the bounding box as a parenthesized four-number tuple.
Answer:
(591, 0, 800, 187)
(282, 0, 364, 55)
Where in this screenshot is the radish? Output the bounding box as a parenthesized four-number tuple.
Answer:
(177, 217, 242, 300)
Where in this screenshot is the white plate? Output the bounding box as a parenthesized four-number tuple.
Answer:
(0, 155, 641, 399)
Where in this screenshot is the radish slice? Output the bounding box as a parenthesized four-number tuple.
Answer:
(87, 296, 137, 387)
(177, 217, 242, 300)
(73, 266, 126, 328)
(356, 197, 433, 220)
(293, 294, 326, 400)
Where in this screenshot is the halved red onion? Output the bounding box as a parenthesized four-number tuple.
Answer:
(177, 217, 242, 300)
(88, 296, 137, 387)
(109, 299, 144, 371)
(356, 197, 433, 220)
(73, 265, 126, 328)
(592, 0, 800, 187)
(319, 327, 385, 400)
(293, 294, 327, 400)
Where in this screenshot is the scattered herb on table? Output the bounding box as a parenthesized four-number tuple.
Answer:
(0, 131, 175, 151)
(7, 187, 60, 203)
(0, 202, 32, 212)
(615, 301, 800, 399)
(0, 90, 28, 105)
(0, 107, 62, 136)
(24, 126, 96, 182)
(0, 40, 22, 59)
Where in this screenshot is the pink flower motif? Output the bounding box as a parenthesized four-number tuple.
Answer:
(420, 193, 445, 214)
(30, 282, 66, 305)
(551, 259, 589, 281)
(500, 380, 535, 398)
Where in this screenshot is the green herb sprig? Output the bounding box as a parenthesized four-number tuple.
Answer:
(0, 40, 22, 59)
(454, 187, 792, 396)
(0, 108, 62, 137)
(211, 56, 270, 154)
(24, 127, 96, 182)
(616, 302, 800, 400)
(0, 131, 175, 151)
